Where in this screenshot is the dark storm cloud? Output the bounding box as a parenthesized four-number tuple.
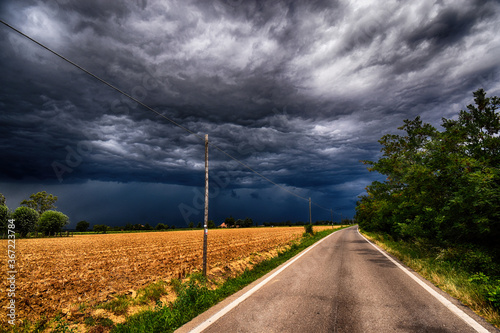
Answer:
(1, 0, 500, 224)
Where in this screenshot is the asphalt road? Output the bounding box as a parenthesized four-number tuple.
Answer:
(177, 226, 498, 333)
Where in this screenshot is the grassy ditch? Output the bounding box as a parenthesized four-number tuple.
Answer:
(110, 227, 345, 333)
(360, 230, 500, 329)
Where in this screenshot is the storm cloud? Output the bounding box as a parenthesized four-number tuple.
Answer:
(1, 0, 499, 226)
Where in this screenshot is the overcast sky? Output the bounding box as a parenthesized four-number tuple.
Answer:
(1, 0, 499, 227)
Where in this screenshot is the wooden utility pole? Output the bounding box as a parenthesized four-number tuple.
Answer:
(203, 134, 209, 277)
(309, 197, 312, 224)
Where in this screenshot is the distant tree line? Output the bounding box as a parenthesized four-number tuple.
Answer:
(356, 89, 499, 248)
(260, 220, 345, 227)
(0, 191, 69, 237)
(80, 217, 344, 234)
(0, 190, 348, 237)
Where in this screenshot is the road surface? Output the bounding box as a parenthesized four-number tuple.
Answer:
(177, 226, 498, 333)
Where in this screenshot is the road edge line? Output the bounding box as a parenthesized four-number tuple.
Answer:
(188, 228, 342, 333)
(357, 228, 489, 333)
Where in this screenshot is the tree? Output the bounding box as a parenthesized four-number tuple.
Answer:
(155, 223, 166, 230)
(76, 220, 90, 232)
(224, 216, 235, 227)
(196, 222, 202, 228)
(0, 205, 9, 234)
(12, 207, 39, 237)
(0, 193, 6, 206)
(356, 89, 500, 246)
(207, 220, 216, 228)
(93, 224, 108, 234)
(21, 191, 58, 216)
(38, 210, 69, 235)
(243, 217, 253, 228)
(188, 221, 194, 228)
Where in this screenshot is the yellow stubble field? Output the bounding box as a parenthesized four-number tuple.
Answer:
(0, 226, 333, 325)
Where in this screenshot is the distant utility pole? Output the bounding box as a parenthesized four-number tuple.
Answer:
(309, 197, 312, 224)
(331, 209, 333, 228)
(203, 134, 209, 277)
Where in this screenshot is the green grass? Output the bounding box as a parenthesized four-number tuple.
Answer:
(112, 227, 346, 333)
(97, 294, 132, 316)
(361, 230, 500, 329)
(135, 280, 168, 305)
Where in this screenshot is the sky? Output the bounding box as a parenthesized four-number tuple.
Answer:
(1, 0, 499, 228)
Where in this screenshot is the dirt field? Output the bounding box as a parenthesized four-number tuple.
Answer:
(0, 226, 333, 326)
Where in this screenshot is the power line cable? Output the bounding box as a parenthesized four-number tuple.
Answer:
(0, 19, 327, 207)
(0, 20, 201, 140)
(311, 201, 331, 212)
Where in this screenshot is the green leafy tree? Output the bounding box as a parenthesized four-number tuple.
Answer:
(12, 207, 39, 237)
(243, 217, 253, 228)
(0, 205, 9, 234)
(21, 191, 58, 216)
(93, 224, 108, 234)
(38, 210, 69, 235)
(224, 216, 235, 227)
(0, 193, 6, 206)
(76, 220, 90, 232)
(188, 222, 194, 229)
(155, 223, 166, 230)
(207, 220, 216, 228)
(356, 89, 500, 246)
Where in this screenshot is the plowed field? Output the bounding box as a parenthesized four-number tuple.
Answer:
(0, 226, 332, 326)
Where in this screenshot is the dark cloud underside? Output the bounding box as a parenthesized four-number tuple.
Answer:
(1, 0, 499, 224)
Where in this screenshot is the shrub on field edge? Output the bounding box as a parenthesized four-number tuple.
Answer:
(12, 206, 39, 237)
(93, 224, 109, 234)
(304, 224, 314, 236)
(38, 210, 69, 235)
(0, 205, 10, 234)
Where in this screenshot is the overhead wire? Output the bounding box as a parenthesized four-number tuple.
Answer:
(1, 19, 334, 213)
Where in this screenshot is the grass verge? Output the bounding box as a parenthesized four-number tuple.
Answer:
(360, 230, 500, 329)
(111, 227, 346, 333)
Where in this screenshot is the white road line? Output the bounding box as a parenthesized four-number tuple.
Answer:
(357, 228, 489, 333)
(188, 229, 340, 333)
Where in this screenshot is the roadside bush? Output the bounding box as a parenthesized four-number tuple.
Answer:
(12, 206, 39, 237)
(38, 210, 69, 235)
(304, 224, 314, 236)
(488, 286, 500, 310)
(469, 273, 500, 310)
